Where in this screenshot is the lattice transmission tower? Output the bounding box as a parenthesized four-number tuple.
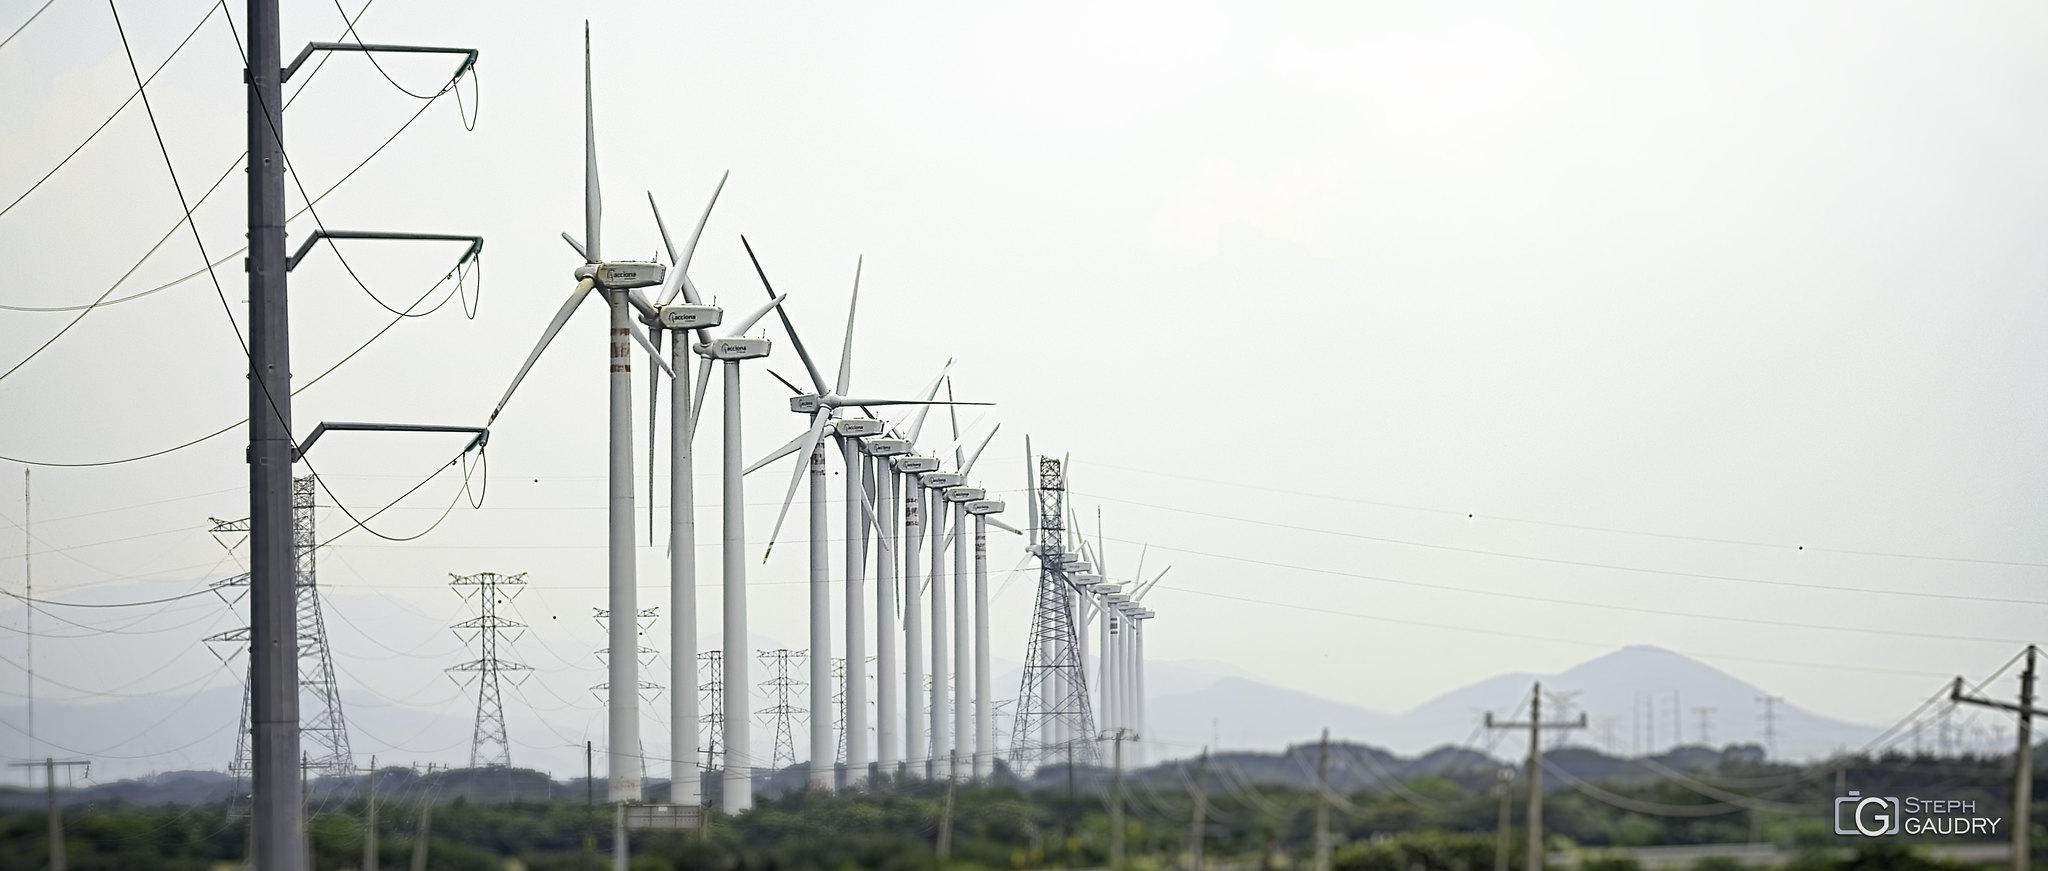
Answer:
(1010, 454, 1097, 770)
(700, 650, 724, 772)
(205, 476, 354, 781)
(757, 649, 807, 770)
(447, 572, 532, 768)
(832, 657, 847, 765)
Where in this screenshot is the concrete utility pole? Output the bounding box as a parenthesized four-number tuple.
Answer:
(245, 2, 299, 868)
(362, 757, 377, 871)
(938, 781, 955, 861)
(1494, 767, 1515, 871)
(1486, 682, 1586, 871)
(11, 758, 87, 871)
(1313, 729, 1332, 871)
(1187, 749, 1209, 871)
(1952, 645, 2040, 871)
(409, 789, 432, 871)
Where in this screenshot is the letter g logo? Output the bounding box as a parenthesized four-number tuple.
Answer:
(1854, 796, 1899, 837)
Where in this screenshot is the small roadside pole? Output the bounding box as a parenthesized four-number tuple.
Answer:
(10, 758, 88, 871)
(1486, 682, 1587, 871)
(1952, 644, 2041, 871)
(1494, 767, 1516, 871)
(1187, 749, 1209, 871)
(1313, 730, 1332, 871)
(938, 781, 956, 862)
(1109, 729, 1128, 871)
(362, 756, 376, 871)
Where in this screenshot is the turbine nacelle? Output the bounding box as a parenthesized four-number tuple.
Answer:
(701, 337, 772, 361)
(965, 499, 1005, 516)
(943, 487, 985, 503)
(892, 456, 940, 473)
(830, 419, 885, 438)
(920, 472, 964, 489)
(576, 261, 666, 290)
(789, 395, 825, 413)
(658, 303, 722, 330)
(1064, 559, 1094, 574)
(1093, 583, 1123, 596)
(1073, 572, 1104, 587)
(862, 437, 912, 457)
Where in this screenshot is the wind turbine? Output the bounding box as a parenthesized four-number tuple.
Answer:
(643, 173, 731, 807)
(741, 251, 981, 786)
(651, 238, 795, 815)
(939, 391, 1020, 780)
(489, 23, 669, 814)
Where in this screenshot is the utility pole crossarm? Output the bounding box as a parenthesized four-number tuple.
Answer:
(1951, 679, 2048, 718)
(295, 421, 489, 460)
(282, 42, 479, 83)
(286, 231, 483, 272)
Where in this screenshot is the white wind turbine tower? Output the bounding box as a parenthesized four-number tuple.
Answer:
(741, 252, 981, 787)
(878, 376, 953, 778)
(657, 237, 797, 814)
(489, 24, 671, 818)
(643, 175, 733, 807)
(939, 391, 1022, 779)
(926, 399, 1006, 781)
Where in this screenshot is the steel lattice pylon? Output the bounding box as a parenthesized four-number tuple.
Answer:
(207, 476, 354, 782)
(700, 650, 724, 771)
(448, 572, 532, 768)
(1009, 456, 1097, 770)
(832, 657, 848, 765)
(756, 649, 807, 770)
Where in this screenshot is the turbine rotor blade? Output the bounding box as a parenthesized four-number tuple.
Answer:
(489, 278, 595, 423)
(740, 235, 827, 392)
(725, 293, 787, 338)
(946, 377, 964, 469)
(961, 423, 1000, 478)
(647, 327, 664, 546)
(561, 232, 588, 261)
(675, 171, 727, 296)
(901, 359, 954, 445)
(836, 257, 860, 396)
(744, 425, 815, 475)
(761, 409, 831, 562)
(629, 320, 675, 377)
(583, 21, 600, 264)
(649, 192, 679, 263)
(766, 369, 806, 396)
(988, 517, 1023, 536)
(688, 354, 713, 441)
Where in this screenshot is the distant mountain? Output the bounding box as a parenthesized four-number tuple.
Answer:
(1141, 645, 1881, 762)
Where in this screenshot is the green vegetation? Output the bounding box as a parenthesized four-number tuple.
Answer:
(0, 751, 2033, 870)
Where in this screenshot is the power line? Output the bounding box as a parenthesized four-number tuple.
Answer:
(1153, 582, 1967, 680)
(1071, 458, 2048, 570)
(0, 0, 57, 54)
(1087, 497, 2048, 608)
(1130, 540, 2035, 646)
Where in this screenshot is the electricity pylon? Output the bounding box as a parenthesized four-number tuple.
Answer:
(447, 572, 532, 768)
(700, 650, 725, 770)
(206, 476, 353, 782)
(1011, 452, 1096, 770)
(757, 649, 807, 770)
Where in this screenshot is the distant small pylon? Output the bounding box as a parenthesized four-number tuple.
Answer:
(701, 650, 725, 772)
(832, 657, 848, 765)
(757, 649, 808, 770)
(447, 572, 533, 769)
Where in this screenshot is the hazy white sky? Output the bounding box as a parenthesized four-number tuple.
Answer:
(2, 0, 2046, 777)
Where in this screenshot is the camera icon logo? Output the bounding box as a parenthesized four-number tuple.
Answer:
(1834, 791, 1901, 837)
